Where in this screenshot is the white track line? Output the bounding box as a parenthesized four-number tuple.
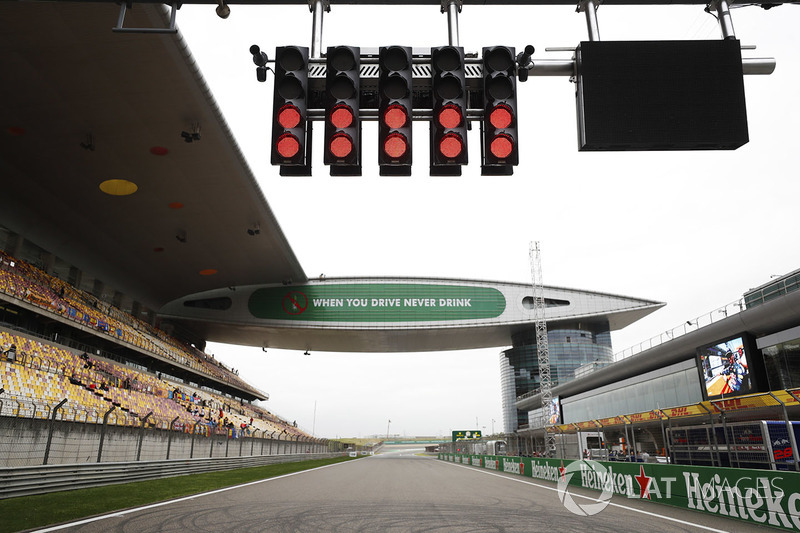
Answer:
(33, 460, 354, 532)
(440, 460, 730, 533)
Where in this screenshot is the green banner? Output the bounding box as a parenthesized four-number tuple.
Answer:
(249, 283, 506, 322)
(452, 430, 482, 441)
(439, 453, 800, 530)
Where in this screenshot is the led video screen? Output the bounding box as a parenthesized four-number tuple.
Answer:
(697, 335, 753, 399)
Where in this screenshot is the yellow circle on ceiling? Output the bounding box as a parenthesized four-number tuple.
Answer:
(99, 179, 138, 196)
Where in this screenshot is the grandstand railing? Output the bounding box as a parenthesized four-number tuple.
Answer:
(613, 298, 746, 361)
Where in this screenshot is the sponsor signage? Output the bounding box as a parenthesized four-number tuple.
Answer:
(452, 430, 482, 441)
(249, 283, 506, 322)
(440, 453, 800, 529)
(597, 416, 627, 427)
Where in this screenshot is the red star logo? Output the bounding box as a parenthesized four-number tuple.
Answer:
(559, 460, 566, 481)
(634, 465, 652, 499)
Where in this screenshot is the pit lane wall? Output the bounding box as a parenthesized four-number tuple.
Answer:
(438, 453, 800, 530)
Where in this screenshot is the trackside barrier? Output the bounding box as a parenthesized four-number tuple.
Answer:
(0, 453, 340, 499)
(439, 453, 800, 531)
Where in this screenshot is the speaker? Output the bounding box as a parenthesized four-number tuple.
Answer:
(576, 40, 748, 151)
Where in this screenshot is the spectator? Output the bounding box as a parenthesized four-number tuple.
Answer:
(4, 344, 16, 362)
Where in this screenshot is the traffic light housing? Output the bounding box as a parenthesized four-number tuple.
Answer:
(481, 46, 519, 176)
(271, 46, 310, 176)
(324, 46, 361, 176)
(430, 46, 468, 176)
(378, 46, 413, 176)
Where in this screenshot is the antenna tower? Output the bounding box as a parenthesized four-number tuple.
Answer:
(529, 241, 556, 456)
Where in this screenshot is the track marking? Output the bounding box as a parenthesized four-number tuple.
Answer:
(440, 460, 730, 533)
(33, 460, 355, 532)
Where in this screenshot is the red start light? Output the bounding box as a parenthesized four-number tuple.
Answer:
(490, 134, 514, 159)
(439, 133, 463, 159)
(276, 133, 300, 159)
(383, 105, 408, 129)
(383, 133, 408, 159)
(438, 105, 462, 129)
(329, 132, 353, 159)
(330, 105, 354, 129)
(278, 104, 302, 129)
(489, 104, 513, 129)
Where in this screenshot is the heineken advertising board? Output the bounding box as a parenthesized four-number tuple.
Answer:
(249, 284, 506, 322)
(440, 453, 800, 530)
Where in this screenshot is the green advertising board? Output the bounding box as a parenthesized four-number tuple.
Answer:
(452, 430, 482, 441)
(439, 453, 800, 530)
(249, 283, 506, 322)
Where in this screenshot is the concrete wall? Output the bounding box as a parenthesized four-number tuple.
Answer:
(0, 416, 323, 467)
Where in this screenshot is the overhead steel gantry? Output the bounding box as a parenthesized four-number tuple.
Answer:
(111, 0, 779, 77)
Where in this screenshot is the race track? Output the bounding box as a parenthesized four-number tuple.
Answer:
(39, 452, 776, 532)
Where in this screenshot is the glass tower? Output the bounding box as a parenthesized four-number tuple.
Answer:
(500, 321, 613, 433)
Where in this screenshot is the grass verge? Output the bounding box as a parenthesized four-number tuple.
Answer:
(0, 456, 356, 533)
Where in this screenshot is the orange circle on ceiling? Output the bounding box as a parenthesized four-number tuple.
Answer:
(99, 179, 138, 196)
(150, 146, 169, 156)
(199, 269, 218, 276)
(168, 202, 184, 209)
(7, 127, 25, 136)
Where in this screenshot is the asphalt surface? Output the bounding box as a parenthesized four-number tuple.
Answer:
(39, 451, 779, 533)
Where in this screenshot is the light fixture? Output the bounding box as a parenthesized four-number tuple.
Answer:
(176, 231, 187, 243)
(247, 223, 261, 236)
(80, 133, 95, 151)
(304, 350, 310, 356)
(181, 123, 201, 143)
(215, 0, 230, 19)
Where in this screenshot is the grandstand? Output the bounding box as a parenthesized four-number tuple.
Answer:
(0, 251, 319, 470)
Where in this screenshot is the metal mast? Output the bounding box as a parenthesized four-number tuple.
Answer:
(529, 241, 556, 456)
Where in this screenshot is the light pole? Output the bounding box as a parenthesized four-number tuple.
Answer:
(386, 419, 391, 440)
(492, 419, 495, 435)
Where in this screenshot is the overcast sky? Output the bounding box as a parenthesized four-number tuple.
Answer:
(174, 3, 800, 439)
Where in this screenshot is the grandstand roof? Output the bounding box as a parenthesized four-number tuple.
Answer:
(0, 1, 306, 311)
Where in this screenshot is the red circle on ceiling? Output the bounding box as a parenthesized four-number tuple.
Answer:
(329, 133, 353, 159)
(438, 105, 462, 129)
(439, 133, 463, 159)
(7, 127, 25, 136)
(150, 146, 169, 156)
(277, 133, 300, 158)
(384, 133, 408, 159)
(490, 134, 514, 159)
(153, 247, 165, 252)
(168, 202, 184, 209)
(199, 269, 218, 276)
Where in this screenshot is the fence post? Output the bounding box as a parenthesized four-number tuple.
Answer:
(775, 391, 800, 471)
(42, 398, 68, 465)
(136, 412, 153, 462)
(699, 403, 719, 467)
(658, 410, 671, 461)
(190, 423, 198, 459)
(166, 416, 179, 460)
(97, 405, 116, 463)
(251, 429, 259, 456)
